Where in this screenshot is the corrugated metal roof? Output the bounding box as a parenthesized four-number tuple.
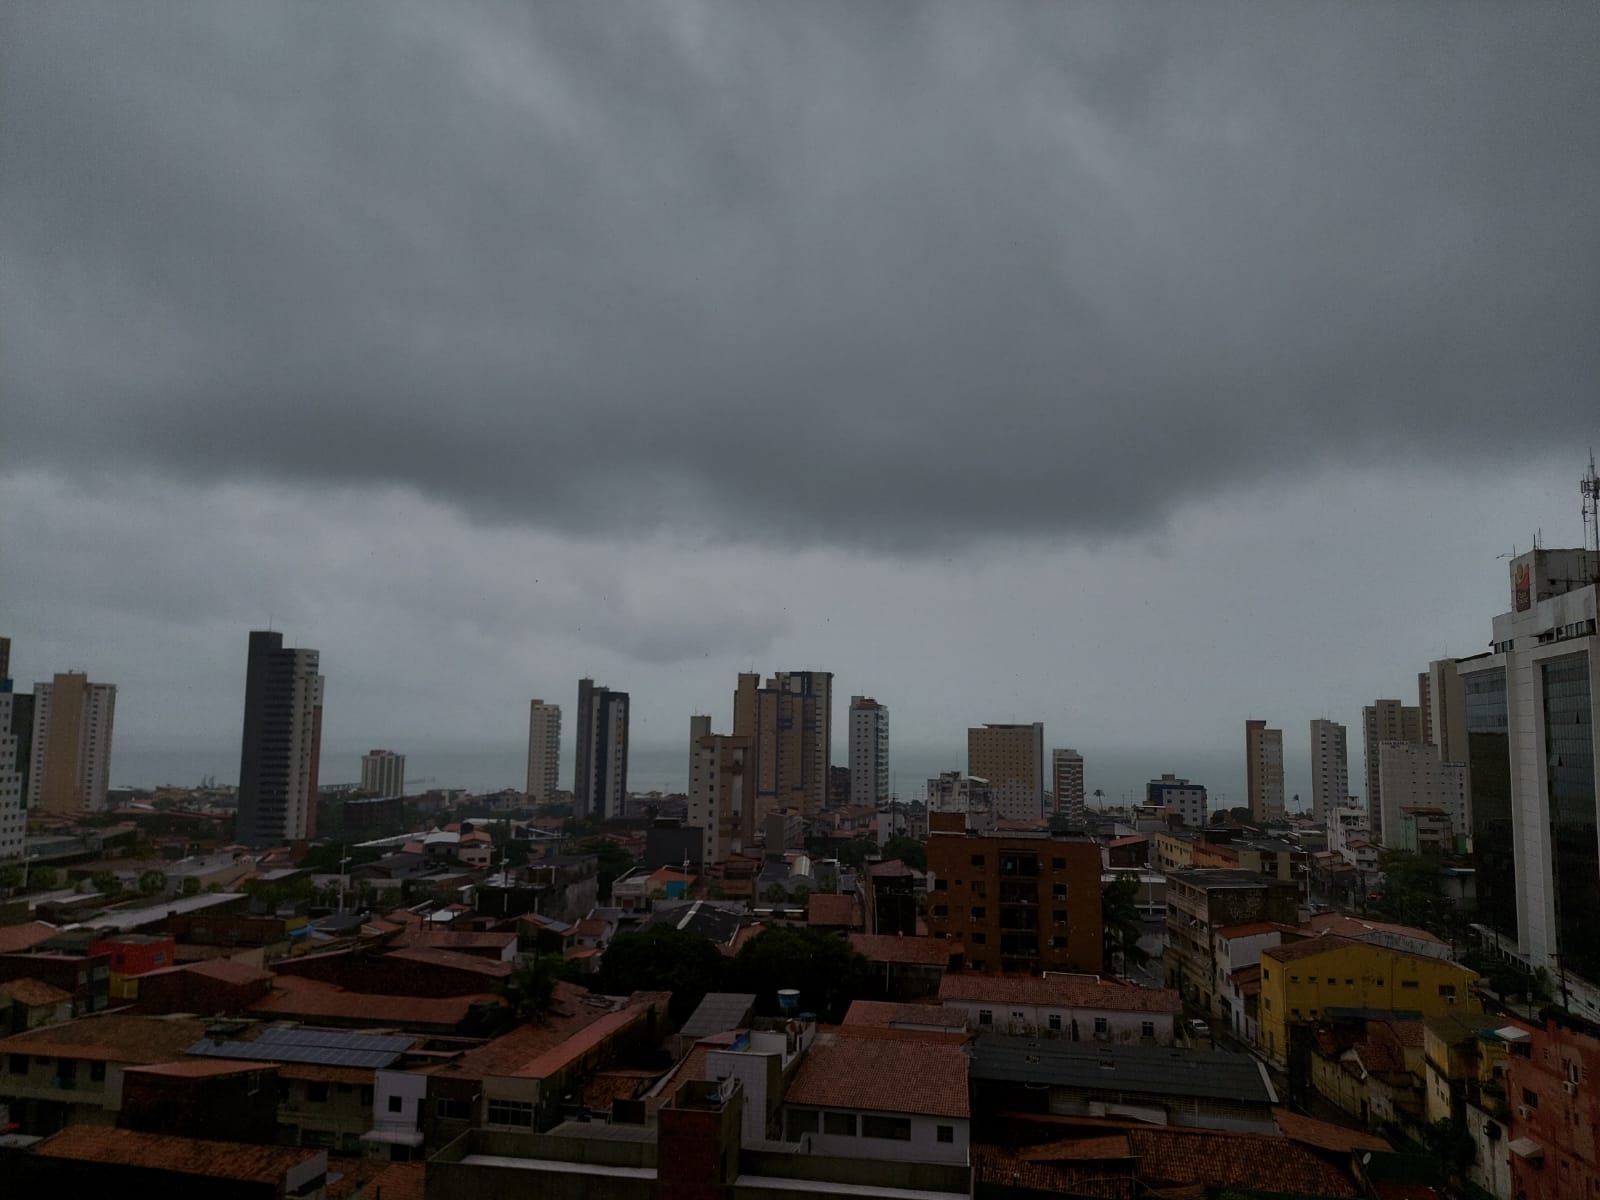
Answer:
(969, 1034, 1274, 1104)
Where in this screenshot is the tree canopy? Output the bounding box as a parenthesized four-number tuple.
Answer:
(728, 925, 869, 1023)
(1102, 875, 1150, 973)
(592, 924, 727, 1024)
(880, 835, 927, 873)
(575, 836, 636, 901)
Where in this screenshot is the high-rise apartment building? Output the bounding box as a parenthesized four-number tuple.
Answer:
(1309, 719, 1349, 821)
(1376, 742, 1468, 850)
(1050, 748, 1085, 824)
(926, 771, 994, 832)
(967, 723, 1045, 821)
(0, 645, 25, 861)
(525, 699, 562, 803)
(27, 672, 117, 817)
(848, 696, 889, 807)
(733, 671, 833, 818)
(1146, 774, 1207, 827)
(1244, 720, 1284, 823)
(1361, 699, 1422, 841)
(573, 678, 629, 822)
(1421, 658, 1469, 761)
(1459, 546, 1600, 991)
(236, 631, 323, 847)
(360, 749, 406, 797)
(926, 823, 1103, 975)
(686, 716, 755, 867)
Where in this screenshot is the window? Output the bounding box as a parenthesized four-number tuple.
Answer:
(56, 1060, 77, 1087)
(934, 879, 948, 891)
(388, 1095, 404, 1113)
(1141, 1021, 1155, 1039)
(1094, 1018, 1108, 1035)
(971, 906, 986, 919)
(1012, 1011, 1025, 1022)
(8, 1055, 27, 1075)
(1053, 910, 1068, 926)
(1053, 884, 1067, 899)
(360, 1086, 374, 1106)
(436, 1097, 471, 1121)
(1048, 1013, 1062, 1031)
(1052, 857, 1066, 869)
(978, 1009, 993, 1026)
(1345, 979, 1354, 986)
(487, 1098, 534, 1126)
(90, 1061, 106, 1083)
(1522, 1089, 1538, 1109)
(937, 1124, 955, 1144)
(931, 905, 948, 918)
(1307, 977, 1317, 985)
(823, 1111, 857, 1136)
(1052, 936, 1068, 948)
(971, 933, 985, 944)
(307, 1082, 329, 1103)
(971, 855, 985, 867)
(787, 1109, 819, 1137)
(1290, 975, 1299, 984)
(1401, 980, 1419, 990)
(862, 1115, 912, 1140)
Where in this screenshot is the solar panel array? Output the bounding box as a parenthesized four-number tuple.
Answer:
(186, 1026, 414, 1069)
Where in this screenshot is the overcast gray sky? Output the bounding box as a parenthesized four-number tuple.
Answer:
(3, 3, 1597, 802)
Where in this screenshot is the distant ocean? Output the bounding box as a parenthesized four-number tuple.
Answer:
(110, 742, 1323, 813)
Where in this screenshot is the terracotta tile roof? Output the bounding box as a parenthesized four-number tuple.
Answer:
(866, 859, 915, 878)
(422, 982, 627, 1080)
(182, 957, 274, 985)
(125, 1059, 278, 1079)
(783, 1028, 968, 1118)
(1125, 1127, 1358, 1196)
(383, 947, 514, 977)
(582, 1068, 657, 1110)
(1273, 1107, 1392, 1153)
(842, 1001, 966, 1030)
(847, 934, 957, 966)
(1349, 1037, 1406, 1075)
(939, 974, 1182, 1014)
(806, 894, 859, 927)
(0, 977, 73, 1007)
(276, 1062, 377, 1085)
(32, 1126, 321, 1184)
(509, 1004, 652, 1079)
(247, 976, 498, 1026)
(362, 1162, 424, 1200)
(573, 918, 610, 938)
(1107, 836, 1147, 848)
(1214, 921, 1296, 940)
(972, 1144, 1134, 1198)
(0, 1013, 211, 1063)
(1383, 1019, 1426, 1047)
(1229, 964, 1261, 996)
(1019, 1134, 1136, 1161)
(1262, 934, 1361, 963)
(0, 922, 60, 954)
(1306, 913, 1443, 944)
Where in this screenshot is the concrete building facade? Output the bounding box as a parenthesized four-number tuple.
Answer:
(236, 630, 323, 847)
(967, 722, 1044, 821)
(0, 691, 24, 861)
(1362, 699, 1423, 842)
(574, 678, 628, 822)
(733, 671, 833, 817)
(1244, 720, 1284, 823)
(848, 696, 889, 808)
(1460, 546, 1600, 999)
(525, 699, 561, 803)
(360, 749, 406, 798)
(1146, 773, 1207, 827)
(686, 719, 755, 867)
(1051, 748, 1085, 824)
(1377, 741, 1469, 850)
(1309, 719, 1349, 821)
(27, 672, 117, 817)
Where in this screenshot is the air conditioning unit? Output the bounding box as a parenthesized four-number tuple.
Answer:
(1517, 1105, 1532, 1119)
(1564, 1081, 1579, 1096)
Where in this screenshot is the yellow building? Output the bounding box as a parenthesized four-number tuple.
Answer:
(1257, 934, 1479, 1064)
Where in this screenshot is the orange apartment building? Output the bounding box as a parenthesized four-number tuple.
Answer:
(926, 816, 1103, 975)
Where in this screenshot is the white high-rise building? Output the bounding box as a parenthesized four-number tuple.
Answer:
(360, 749, 406, 797)
(687, 717, 754, 867)
(28, 672, 116, 816)
(1458, 544, 1600, 997)
(848, 696, 889, 807)
(1309, 719, 1349, 821)
(525, 700, 562, 803)
(1376, 741, 1469, 849)
(0, 691, 25, 860)
(1051, 749, 1085, 823)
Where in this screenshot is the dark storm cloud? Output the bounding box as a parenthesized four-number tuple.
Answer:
(4, 2, 1597, 550)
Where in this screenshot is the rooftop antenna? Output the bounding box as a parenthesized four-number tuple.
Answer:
(1582, 449, 1600, 578)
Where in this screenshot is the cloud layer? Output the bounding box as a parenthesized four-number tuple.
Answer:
(6, 3, 1596, 551)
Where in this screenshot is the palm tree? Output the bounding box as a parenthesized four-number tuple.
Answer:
(1101, 876, 1149, 977)
(1092, 789, 1105, 809)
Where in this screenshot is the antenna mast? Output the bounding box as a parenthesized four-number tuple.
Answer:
(1582, 449, 1600, 580)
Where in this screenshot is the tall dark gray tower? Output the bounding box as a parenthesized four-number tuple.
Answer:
(237, 630, 323, 847)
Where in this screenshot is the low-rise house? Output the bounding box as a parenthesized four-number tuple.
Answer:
(132, 957, 274, 1015)
(1163, 869, 1298, 1013)
(782, 1027, 970, 1164)
(17, 1126, 328, 1200)
(1211, 920, 1294, 1028)
(119, 1059, 282, 1142)
(840, 1001, 968, 1034)
(0, 977, 73, 1033)
(1308, 1018, 1427, 1132)
(0, 1012, 212, 1135)
(0, 949, 111, 1015)
(848, 934, 958, 1000)
(969, 1035, 1280, 1134)
(937, 973, 1182, 1044)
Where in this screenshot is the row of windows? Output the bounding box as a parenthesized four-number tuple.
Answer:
(974, 1011, 1158, 1038)
(6, 1055, 107, 1083)
(787, 1109, 951, 1143)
